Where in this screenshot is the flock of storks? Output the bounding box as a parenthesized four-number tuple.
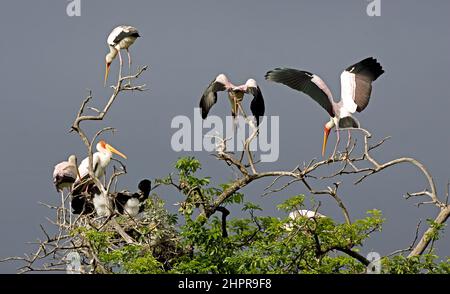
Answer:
(53, 25, 384, 222)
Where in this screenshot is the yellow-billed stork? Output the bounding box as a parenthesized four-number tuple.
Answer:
(265, 57, 384, 157)
(53, 155, 78, 192)
(76, 140, 127, 181)
(72, 140, 127, 215)
(53, 155, 79, 223)
(199, 74, 265, 126)
(105, 25, 140, 86)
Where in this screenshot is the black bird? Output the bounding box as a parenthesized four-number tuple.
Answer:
(115, 179, 152, 217)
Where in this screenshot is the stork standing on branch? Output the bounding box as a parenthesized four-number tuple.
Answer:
(266, 57, 384, 157)
(52, 155, 79, 224)
(199, 74, 265, 126)
(105, 25, 140, 86)
(72, 140, 127, 215)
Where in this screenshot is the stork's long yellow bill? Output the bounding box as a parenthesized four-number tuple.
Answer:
(322, 127, 331, 157)
(104, 63, 111, 86)
(106, 143, 127, 159)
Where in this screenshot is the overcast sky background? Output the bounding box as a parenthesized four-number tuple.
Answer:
(0, 0, 449, 273)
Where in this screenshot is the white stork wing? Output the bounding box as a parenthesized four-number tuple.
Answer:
(199, 74, 232, 119)
(76, 154, 100, 182)
(265, 68, 335, 117)
(242, 79, 265, 126)
(340, 57, 384, 113)
(107, 25, 140, 46)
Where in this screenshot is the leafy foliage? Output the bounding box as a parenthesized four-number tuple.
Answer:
(74, 157, 449, 274)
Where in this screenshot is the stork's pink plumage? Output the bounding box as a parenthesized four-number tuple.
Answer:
(53, 155, 79, 225)
(53, 155, 78, 192)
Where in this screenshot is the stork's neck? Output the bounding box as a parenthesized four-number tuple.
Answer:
(106, 46, 118, 62)
(97, 147, 112, 168)
(326, 118, 336, 130)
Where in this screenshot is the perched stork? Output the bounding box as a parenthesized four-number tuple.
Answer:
(105, 25, 140, 86)
(53, 155, 78, 192)
(283, 209, 326, 231)
(199, 74, 265, 126)
(53, 155, 79, 224)
(266, 57, 384, 157)
(72, 140, 127, 215)
(76, 140, 127, 181)
(115, 179, 151, 217)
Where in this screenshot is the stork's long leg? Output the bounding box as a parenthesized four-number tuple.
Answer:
(60, 191, 66, 225)
(127, 49, 132, 75)
(125, 49, 133, 87)
(235, 100, 241, 129)
(118, 50, 123, 80)
(346, 130, 352, 150)
(69, 199, 72, 227)
(331, 129, 340, 160)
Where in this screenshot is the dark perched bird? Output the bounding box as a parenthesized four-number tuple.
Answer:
(266, 57, 384, 157)
(199, 74, 265, 126)
(71, 182, 98, 215)
(115, 179, 152, 217)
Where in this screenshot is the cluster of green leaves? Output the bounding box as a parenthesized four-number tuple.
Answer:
(78, 157, 449, 274)
(99, 245, 164, 274)
(168, 195, 383, 274)
(382, 254, 450, 274)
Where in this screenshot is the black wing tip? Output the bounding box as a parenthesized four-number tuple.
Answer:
(350, 57, 385, 80)
(265, 68, 313, 79)
(265, 68, 280, 80)
(365, 56, 385, 77)
(200, 108, 208, 119)
(199, 99, 208, 119)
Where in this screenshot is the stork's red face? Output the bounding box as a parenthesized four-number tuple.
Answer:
(99, 140, 107, 149)
(98, 140, 127, 159)
(322, 125, 331, 157)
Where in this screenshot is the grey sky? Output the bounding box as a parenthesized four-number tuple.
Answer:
(0, 0, 449, 273)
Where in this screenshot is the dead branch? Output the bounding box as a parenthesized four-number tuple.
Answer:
(196, 123, 449, 260)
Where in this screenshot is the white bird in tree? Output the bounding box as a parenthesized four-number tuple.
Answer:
(72, 140, 127, 215)
(105, 25, 140, 86)
(289, 209, 325, 220)
(52, 155, 79, 224)
(199, 74, 265, 126)
(76, 140, 127, 181)
(265, 57, 384, 157)
(283, 209, 326, 232)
